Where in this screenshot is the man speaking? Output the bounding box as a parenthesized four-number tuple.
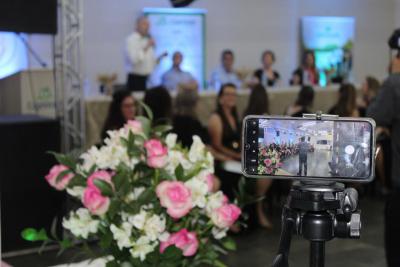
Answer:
(125, 16, 167, 91)
(298, 136, 309, 176)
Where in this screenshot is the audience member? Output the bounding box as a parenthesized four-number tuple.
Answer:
(358, 76, 381, 117)
(328, 83, 359, 117)
(161, 51, 198, 91)
(209, 49, 242, 90)
(243, 85, 274, 229)
(101, 89, 137, 140)
(285, 86, 315, 117)
(143, 86, 173, 126)
(208, 83, 241, 202)
(290, 50, 319, 86)
(173, 89, 209, 147)
(367, 56, 400, 267)
(252, 50, 280, 88)
(125, 16, 167, 91)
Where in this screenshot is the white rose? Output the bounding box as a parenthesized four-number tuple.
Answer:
(62, 208, 99, 239)
(128, 209, 147, 230)
(185, 178, 208, 208)
(130, 236, 156, 261)
(212, 227, 228, 240)
(165, 133, 177, 149)
(158, 232, 170, 242)
(80, 146, 100, 172)
(66, 186, 85, 199)
(166, 150, 192, 174)
(143, 214, 166, 241)
(110, 222, 133, 250)
(125, 187, 146, 202)
(188, 135, 206, 163)
(206, 191, 226, 215)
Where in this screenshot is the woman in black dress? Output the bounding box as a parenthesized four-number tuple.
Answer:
(208, 83, 241, 201)
(252, 50, 280, 88)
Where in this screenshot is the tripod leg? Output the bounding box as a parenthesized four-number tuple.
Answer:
(310, 241, 325, 267)
(272, 207, 298, 267)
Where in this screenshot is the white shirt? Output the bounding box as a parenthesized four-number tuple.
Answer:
(125, 32, 156, 76)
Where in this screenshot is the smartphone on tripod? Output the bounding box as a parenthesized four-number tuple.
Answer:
(242, 115, 376, 182)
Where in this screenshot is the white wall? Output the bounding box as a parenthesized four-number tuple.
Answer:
(28, 0, 399, 94)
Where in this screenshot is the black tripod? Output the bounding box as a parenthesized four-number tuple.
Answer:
(272, 181, 361, 267)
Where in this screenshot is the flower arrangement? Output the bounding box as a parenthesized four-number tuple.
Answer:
(23, 108, 242, 267)
(258, 145, 282, 175)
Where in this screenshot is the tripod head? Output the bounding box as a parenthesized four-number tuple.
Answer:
(272, 181, 361, 267)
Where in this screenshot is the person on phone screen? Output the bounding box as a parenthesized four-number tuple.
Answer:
(298, 136, 309, 176)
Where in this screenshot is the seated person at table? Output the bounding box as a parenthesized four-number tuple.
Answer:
(290, 50, 319, 86)
(328, 83, 359, 117)
(251, 50, 280, 88)
(161, 51, 198, 91)
(285, 86, 315, 117)
(101, 89, 137, 140)
(143, 86, 173, 126)
(209, 49, 242, 90)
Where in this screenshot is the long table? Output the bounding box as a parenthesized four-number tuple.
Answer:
(85, 86, 341, 148)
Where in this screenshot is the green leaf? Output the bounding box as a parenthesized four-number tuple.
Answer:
(93, 179, 114, 197)
(55, 169, 72, 184)
(161, 245, 183, 261)
(220, 237, 236, 251)
(106, 260, 120, 267)
(137, 189, 155, 205)
(48, 151, 77, 170)
(214, 259, 228, 267)
(107, 200, 120, 220)
(21, 228, 49, 242)
(99, 231, 113, 249)
(137, 99, 153, 121)
(174, 164, 185, 181)
(153, 124, 173, 134)
(67, 174, 86, 188)
(136, 116, 151, 137)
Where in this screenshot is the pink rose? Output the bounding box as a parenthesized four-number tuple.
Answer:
(156, 181, 192, 219)
(125, 120, 143, 134)
(264, 158, 272, 167)
(266, 167, 273, 174)
(87, 170, 113, 188)
(144, 139, 168, 168)
(160, 229, 199, 257)
(83, 186, 110, 215)
(211, 204, 241, 228)
(45, 164, 74, 191)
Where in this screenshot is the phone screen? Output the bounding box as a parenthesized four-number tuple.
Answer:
(243, 117, 375, 181)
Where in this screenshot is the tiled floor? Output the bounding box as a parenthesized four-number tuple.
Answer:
(3, 198, 386, 267)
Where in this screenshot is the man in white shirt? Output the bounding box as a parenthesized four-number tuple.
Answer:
(209, 50, 242, 90)
(125, 16, 166, 91)
(161, 51, 198, 92)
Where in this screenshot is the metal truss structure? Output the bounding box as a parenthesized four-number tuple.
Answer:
(54, 0, 84, 153)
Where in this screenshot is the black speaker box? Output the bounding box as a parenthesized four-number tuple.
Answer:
(1, 115, 64, 253)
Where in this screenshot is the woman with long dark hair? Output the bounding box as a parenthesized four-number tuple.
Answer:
(101, 89, 137, 140)
(143, 86, 173, 126)
(329, 83, 359, 117)
(285, 86, 315, 117)
(290, 50, 319, 86)
(243, 84, 270, 117)
(208, 83, 241, 198)
(243, 85, 274, 229)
